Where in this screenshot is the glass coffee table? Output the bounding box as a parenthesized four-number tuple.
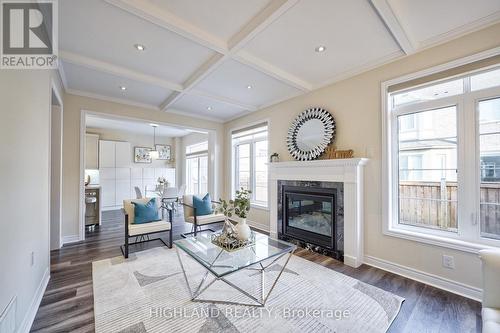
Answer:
(174, 231, 296, 307)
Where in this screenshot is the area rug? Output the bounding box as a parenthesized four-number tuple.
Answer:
(92, 247, 403, 333)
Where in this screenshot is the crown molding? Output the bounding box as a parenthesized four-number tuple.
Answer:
(417, 11, 500, 51)
(66, 88, 160, 111)
(165, 108, 224, 123)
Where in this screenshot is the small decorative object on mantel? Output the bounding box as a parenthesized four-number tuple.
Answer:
(213, 188, 254, 250)
(270, 153, 280, 163)
(287, 107, 336, 161)
(321, 146, 354, 159)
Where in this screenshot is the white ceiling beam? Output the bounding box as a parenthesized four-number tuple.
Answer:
(104, 0, 228, 54)
(369, 0, 416, 55)
(236, 51, 312, 91)
(59, 50, 184, 92)
(189, 89, 258, 111)
(227, 0, 300, 52)
(106, 0, 311, 111)
(61, 50, 255, 113)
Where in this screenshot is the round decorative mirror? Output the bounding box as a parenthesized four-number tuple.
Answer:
(287, 107, 336, 161)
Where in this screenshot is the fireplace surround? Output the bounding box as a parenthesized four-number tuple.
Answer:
(269, 158, 368, 267)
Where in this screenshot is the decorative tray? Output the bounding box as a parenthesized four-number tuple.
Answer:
(210, 231, 256, 252)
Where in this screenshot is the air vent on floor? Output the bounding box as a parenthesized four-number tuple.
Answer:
(0, 296, 16, 333)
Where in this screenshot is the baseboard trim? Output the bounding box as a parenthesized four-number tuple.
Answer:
(18, 268, 49, 333)
(62, 235, 80, 244)
(364, 255, 482, 302)
(247, 220, 270, 234)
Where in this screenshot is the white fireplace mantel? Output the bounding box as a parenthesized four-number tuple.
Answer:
(268, 158, 369, 268)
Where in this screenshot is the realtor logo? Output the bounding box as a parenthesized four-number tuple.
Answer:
(1, 0, 58, 69)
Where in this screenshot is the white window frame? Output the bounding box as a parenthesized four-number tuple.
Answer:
(381, 47, 500, 253)
(230, 121, 269, 209)
(185, 142, 208, 195)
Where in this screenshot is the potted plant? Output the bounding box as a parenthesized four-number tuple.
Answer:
(215, 188, 252, 241)
(233, 188, 252, 240)
(214, 198, 237, 237)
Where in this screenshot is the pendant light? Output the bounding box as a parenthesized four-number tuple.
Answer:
(149, 124, 159, 160)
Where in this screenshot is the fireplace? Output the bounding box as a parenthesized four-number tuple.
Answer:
(278, 180, 344, 260)
(270, 159, 367, 268)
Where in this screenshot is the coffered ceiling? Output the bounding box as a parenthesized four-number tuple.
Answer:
(59, 0, 500, 122)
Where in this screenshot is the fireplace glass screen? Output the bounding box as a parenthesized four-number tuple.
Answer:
(287, 193, 333, 236)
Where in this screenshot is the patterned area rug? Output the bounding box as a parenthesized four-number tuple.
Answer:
(92, 247, 403, 333)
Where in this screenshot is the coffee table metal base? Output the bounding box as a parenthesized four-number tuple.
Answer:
(175, 246, 293, 307)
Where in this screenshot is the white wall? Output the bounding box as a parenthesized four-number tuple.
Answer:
(223, 23, 500, 297)
(50, 105, 63, 250)
(0, 70, 57, 331)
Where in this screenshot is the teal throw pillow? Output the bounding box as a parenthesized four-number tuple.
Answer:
(132, 198, 160, 224)
(193, 193, 213, 216)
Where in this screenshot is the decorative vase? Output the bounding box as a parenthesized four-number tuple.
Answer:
(236, 218, 251, 241)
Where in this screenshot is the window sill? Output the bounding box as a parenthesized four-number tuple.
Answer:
(384, 226, 498, 254)
(251, 203, 269, 211)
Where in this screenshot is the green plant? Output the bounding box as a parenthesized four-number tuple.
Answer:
(233, 188, 251, 219)
(214, 188, 252, 219)
(214, 198, 234, 218)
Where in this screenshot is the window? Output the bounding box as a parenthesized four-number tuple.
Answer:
(232, 123, 268, 207)
(384, 63, 500, 249)
(479, 97, 500, 240)
(397, 107, 457, 233)
(185, 141, 208, 195)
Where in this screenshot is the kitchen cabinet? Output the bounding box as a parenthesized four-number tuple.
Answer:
(99, 140, 115, 168)
(97, 140, 176, 210)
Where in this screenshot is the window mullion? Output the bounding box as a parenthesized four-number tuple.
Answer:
(251, 141, 256, 202)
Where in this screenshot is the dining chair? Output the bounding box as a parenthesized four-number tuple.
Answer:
(134, 186, 143, 199)
(160, 187, 178, 218)
(177, 184, 186, 204)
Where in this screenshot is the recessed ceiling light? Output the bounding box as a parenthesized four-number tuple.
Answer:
(134, 44, 146, 51)
(119, 86, 127, 91)
(315, 45, 326, 53)
(207, 106, 212, 111)
(247, 85, 252, 89)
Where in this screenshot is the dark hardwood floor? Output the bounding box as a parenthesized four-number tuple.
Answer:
(31, 209, 482, 332)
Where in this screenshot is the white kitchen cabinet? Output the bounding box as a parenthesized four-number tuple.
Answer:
(85, 134, 99, 169)
(99, 167, 115, 180)
(131, 168, 143, 180)
(143, 168, 155, 179)
(115, 141, 131, 167)
(99, 140, 115, 168)
(115, 167, 130, 180)
(100, 179, 116, 208)
(115, 179, 131, 206)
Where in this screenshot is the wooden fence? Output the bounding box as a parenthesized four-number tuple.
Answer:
(399, 181, 500, 238)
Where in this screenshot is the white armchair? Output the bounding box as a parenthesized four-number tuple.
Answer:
(479, 249, 500, 333)
(181, 194, 225, 238)
(121, 198, 172, 258)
